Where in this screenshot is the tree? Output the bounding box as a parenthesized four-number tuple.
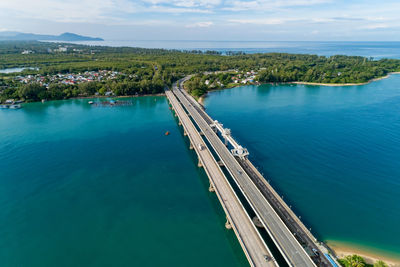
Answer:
(341, 255, 366, 267)
(374, 260, 388, 267)
(17, 83, 47, 101)
(78, 82, 100, 95)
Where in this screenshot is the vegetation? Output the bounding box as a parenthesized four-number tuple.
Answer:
(339, 254, 367, 267)
(338, 254, 389, 267)
(1, 41, 400, 102)
(373, 260, 388, 267)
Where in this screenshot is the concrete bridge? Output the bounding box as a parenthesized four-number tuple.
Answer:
(166, 78, 337, 267)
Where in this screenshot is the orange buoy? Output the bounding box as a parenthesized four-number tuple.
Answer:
(165, 131, 170, 136)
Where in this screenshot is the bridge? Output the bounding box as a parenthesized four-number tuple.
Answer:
(166, 78, 336, 267)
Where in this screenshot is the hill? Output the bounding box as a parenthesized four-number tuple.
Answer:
(0, 32, 103, 41)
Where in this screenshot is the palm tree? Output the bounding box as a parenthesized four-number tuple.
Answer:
(374, 260, 388, 267)
(343, 254, 366, 267)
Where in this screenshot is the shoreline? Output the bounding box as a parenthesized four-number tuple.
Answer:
(290, 72, 400, 87)
(195, 72, 400, 101)
(327, 241, 400, 267)
(70, 93, 165, 100)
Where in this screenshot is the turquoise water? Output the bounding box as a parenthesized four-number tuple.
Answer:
(203, 76, 400, 258)
(0, 97, 248, 266)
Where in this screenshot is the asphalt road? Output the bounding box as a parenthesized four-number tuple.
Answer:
(166, 89, 277, 267)
(172, 84, 317, 267)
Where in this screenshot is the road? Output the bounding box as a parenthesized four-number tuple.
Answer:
(172, 82, 317, 267)
(166, 89, 277, 267)
(179, 82, 335, 267)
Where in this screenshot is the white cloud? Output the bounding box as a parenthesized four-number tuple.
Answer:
(361, 24, 390, 30)
(228, 18, 285, 25)
(186, 21, 214, 28)
(223, 0, 331, 11)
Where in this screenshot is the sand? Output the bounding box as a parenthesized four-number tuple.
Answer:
(292, 72, 400, 87)
(327, 241, 400, 267)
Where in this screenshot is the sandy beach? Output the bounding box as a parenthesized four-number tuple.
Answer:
(292, 72, 400, 87)
(328, 241, 400, 267)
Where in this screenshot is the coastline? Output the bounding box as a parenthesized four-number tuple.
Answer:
(70, 93, 165, 100)
(327, 241, 400, 267)
(195, 72, 400, 101)
(290, 72, 400, 87)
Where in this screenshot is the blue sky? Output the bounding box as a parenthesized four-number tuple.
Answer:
(0, 0, 399, 41)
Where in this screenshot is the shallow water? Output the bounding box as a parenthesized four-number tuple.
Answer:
(203, 75, 400, 259)
(0, 97, 247, 266)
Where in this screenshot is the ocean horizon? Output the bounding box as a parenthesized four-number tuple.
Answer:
(61, 40, 400, 59)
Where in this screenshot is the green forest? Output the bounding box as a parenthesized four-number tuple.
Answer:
(1, 41, 400, 102)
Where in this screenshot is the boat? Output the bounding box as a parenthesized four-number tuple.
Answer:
(165, 131, 170, 136)
(88, 101, 94, 104)
(0, 105, 9, 109)
(9, 104, 21, 109)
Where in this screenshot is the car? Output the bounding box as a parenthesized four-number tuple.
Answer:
(312, 248, 320, 257)
(198, 143, 205, 151)
(264, 255, 272, 262)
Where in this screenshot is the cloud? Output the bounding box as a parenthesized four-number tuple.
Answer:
(361, 24, 389, 30)
(223, 0, 331, 11)
(186, 21, 214, 28)
(228, 18, 285, 25)
(0, 0, 138, 23)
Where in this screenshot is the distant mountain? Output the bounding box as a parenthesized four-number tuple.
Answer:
(0, 32, 103, 41)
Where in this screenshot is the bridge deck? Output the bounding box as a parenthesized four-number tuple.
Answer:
(179, 85, 335, 267)
(172, 85, 317, 267)
(166, 90, 277, 267)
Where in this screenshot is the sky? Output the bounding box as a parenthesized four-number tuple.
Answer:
(0, 0, 399, 41)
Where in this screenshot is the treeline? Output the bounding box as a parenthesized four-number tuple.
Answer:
(6, 77, 165, 102)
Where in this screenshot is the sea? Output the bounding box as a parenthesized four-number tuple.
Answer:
(1, 41, 400, 265)
(68, 40, 400, 59)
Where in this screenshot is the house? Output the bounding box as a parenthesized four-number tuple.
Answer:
(21, 50, 34, 54)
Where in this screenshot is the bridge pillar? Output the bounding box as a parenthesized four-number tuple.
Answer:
(189, 142, 193, 150)
(178, 121, 182, 126)
(184, 130, 187, 136)
(209, 182, 215, 192)
(198, 159, 203, 168)
(225, 217, 232, 229)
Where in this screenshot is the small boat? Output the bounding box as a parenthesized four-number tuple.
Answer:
(0, 105, 9, 109)
(88, 101, 94, 104)
(165, 131, 170, 136)
(9, 104, 21, 109)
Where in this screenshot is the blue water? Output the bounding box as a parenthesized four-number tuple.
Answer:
(203, 75, 400, 259)
(0, 97, 247, 266)
(67, 40, 400, 59)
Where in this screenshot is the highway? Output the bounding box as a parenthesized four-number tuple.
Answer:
(166, 89, 278, 267)
(171, 82, 317, 267)
(178, 83, 335, 267)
